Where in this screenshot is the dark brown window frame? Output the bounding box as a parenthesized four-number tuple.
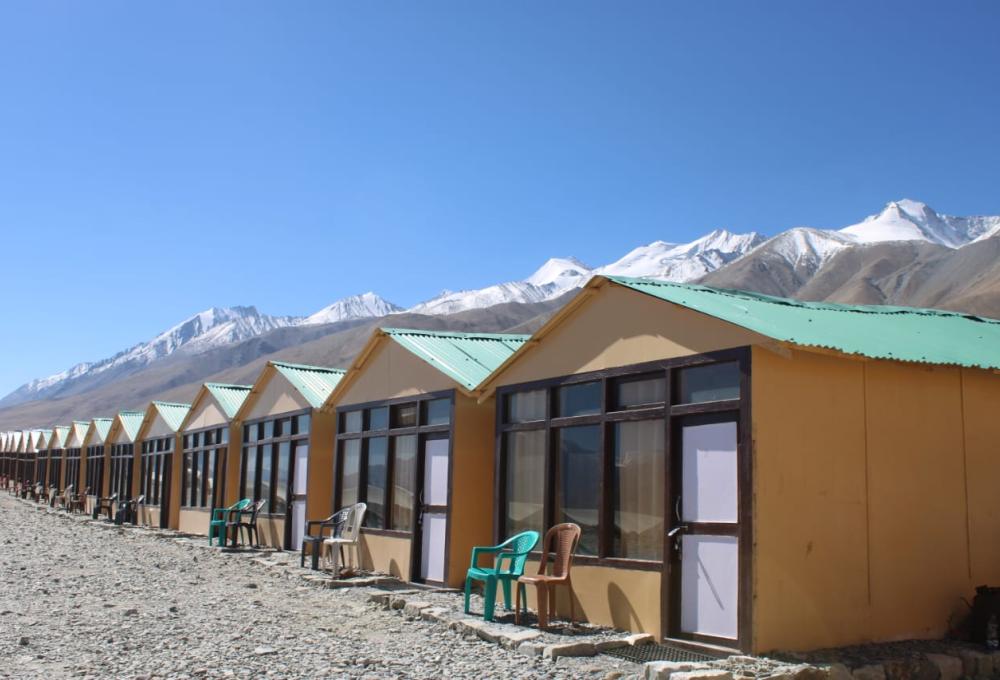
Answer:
(108, 442, 135, 501)
(141, 436, 174, 506)
(64, 447, 82, 493)
(180, 425, 230, 511)
(85, 444, 106, 496)
(494, 346, 753, 651)
(334, 391, 453, 539)
(239, 408, 310, 518)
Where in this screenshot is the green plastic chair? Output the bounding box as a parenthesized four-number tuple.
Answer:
(464, 530, 540, 622)
(209, 498, 251, 546)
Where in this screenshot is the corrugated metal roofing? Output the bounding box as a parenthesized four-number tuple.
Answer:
(116, 411, 146, 441)
(51, 426, 70, 449)
(151, 401, 191, 432)
(204, 383, 253, 419)
(382, 328, 531, 391)
(90, 418, 113, 443)
(608, 276, 1000, 370)
(270, 362, 346, 409)
(36, 429, 52, 450)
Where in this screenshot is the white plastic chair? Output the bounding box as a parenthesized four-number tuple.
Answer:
(322, 502, 367, 576)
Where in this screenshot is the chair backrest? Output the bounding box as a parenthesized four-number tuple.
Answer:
(537, 523, 582, 579)
(249, 499, 267, 522)
(496, 530, 540, 574)
(341, 503, 366, 542)
(134, 494, 145, 505)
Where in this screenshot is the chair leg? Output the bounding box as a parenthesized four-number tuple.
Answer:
(514, 581, 522, 625)
(464, 577, 473, 614)
(482, 576, 497, 622)
(500, 577, 512, 610)
(567, 579, 574, 625)
(548, 586, 556, 626)
(537, 584, 549, 630)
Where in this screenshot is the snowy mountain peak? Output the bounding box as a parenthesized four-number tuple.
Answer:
(303, 293, 403, 325)
(841, 198, 971, 248)
(526, 257, 593, 294)
(597, 229, 765, 281)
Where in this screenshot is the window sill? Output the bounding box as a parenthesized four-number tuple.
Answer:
(527, 551, 661, 571)
(360, 527, 412, 539)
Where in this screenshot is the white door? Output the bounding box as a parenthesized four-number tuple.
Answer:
(676, 420, 740, 641)
(290, 444, 309, 550)
(419, 437, 449, 582)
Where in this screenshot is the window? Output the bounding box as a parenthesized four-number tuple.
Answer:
(336, 395, 453, 533)
(85, 445, 105, 496)
(613, 420, 665, 560)
(182, 427, 228, 509)
(556, 382, 601, 418)
(142, 435, 174, 506)
(614, 375, 666, 410)
(504, 430, 545, 537)
(108, 443, 134, 500)
(391, 403, 417, 428)
(365, 438, 388, 528)
(554, 426, 600, 555)
(340, 439, 361, 507)
(497, 355, 744, 564)
(391, 435, 417, 531)
(423, 399, 450, 426)
(505, 389, 546, 423)
(676, 362, 740, 404)
(239, 412, 309, 516)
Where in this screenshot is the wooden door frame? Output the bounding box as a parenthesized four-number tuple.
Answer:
(662, 349, 752, 652)
(410, 429, 454, 586)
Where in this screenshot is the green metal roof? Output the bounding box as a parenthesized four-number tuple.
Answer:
(151, 401, 191, 432)
(607, 276, 1000, 371)
(204, 383, 253, 419)
(90, 417, 113, 442)
(51, 426, 70, 448)
(271, 362, 346, 409)
(382, 328, 531, 391)
(116, 411, 146, 440)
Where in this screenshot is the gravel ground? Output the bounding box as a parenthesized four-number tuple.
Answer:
(0, 495, 640, 679)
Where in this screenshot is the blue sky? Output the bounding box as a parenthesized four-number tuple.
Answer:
(0, 2, 998, 395)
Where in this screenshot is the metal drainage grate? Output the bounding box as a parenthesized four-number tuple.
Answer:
(603, 642, 720, 664)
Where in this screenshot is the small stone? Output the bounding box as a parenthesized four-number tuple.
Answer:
(829, 663, 853, 680)
(924, 654, 961, 680)
(18, 636, 29, 646)
(498, 628, 542, 649)
(627, 633, 656, 646)
(672, 672, 732, 680)
(253, 646, 276, 656)
(543, 641, 596, 659)
(245, 583, 258, 589)
(123, 608, 138, 617)
(852, 665, 886, 680)
(517, 641, 547, 657)
(402, 600, 432, 618)
(645, 661, 706, 680)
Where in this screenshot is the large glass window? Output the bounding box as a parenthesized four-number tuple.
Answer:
(504, 430, 546, 537)
(391, 435, 417, 531)
(497, 356, 744, 564)
(239, 413, 309, 516)
(336, 395, 453, 533)
(613, 420, 665, 560)
(182, 427, 227, 509)
(140, 437, 173, 506)
(676, 362, 740, 404)
(365, 437, 388, 528)
(340, 439, 361, 507)
(554, 426, 601, 555)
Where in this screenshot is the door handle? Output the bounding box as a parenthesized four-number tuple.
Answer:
(674, 496, 682, 522)
(667, 525, 687, 554)
(667, 525, 687, 539)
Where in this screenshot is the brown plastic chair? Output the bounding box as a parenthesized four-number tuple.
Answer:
(515, 523, 582, 629)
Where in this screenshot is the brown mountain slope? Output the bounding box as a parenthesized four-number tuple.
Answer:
(0, 294, 571, 431)
(701, 235, 1000, 318)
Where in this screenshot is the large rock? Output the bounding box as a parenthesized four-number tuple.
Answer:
(882, 657, 940, 680)
(923, 654, 961, 680)
(852, 664, 887, 680)
(644, 661, 709, 680)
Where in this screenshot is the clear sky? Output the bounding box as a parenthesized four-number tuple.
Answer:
(1, 1, 998, 395)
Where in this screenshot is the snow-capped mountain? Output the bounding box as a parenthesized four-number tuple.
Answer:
(596, 229, 766, 280)
(303, 292, 403, 325)
(839, 199, 1000, 247)
(6, 198, 999, 411)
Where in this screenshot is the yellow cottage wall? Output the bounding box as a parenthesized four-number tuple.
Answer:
(752, 346, 1000, 652)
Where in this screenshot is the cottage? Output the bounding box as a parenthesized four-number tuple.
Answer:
(45, 426, 70, 492)
(321, 328, 528, 587)
(174, 383, 251, 536)
(33, 429, 52, 492)
(80, 418, 113, 513)
(104, 411, 145, 511)
(133, 401, 190, 529)
(477, 275, 1000, 654)
(231, 362, 344, 550)
(62, 421, 89, 496)
(0, 432, 8, 482)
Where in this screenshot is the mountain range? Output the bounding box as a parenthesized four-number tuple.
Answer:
(3, 198, 999, 428)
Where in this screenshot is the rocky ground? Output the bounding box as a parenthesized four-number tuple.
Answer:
(0, 494, 640, 679)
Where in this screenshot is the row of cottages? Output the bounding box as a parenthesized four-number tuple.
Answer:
(3, 276, 1000, 656)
